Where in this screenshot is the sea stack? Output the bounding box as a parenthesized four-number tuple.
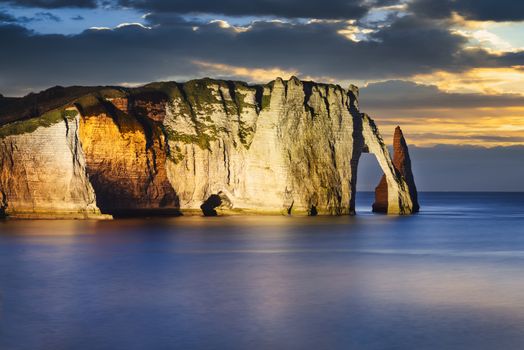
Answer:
(372, 126, 419, 214)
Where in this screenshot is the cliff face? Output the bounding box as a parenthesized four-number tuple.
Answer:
(163, 77, 358, 215)
(0, 110, 101, 218)
(0, 77, 418, 218)
(77, 104, 179, 217)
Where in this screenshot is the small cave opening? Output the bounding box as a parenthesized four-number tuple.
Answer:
(307, 193, 319, 216)
(200, 194, 222, 216)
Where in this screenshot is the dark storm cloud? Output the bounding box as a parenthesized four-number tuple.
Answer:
(119, 0, 371, 20)
(360, 80, 524, 110)
(0, 0, 97, 8)
(31, 11, 60, 21)
(144, 14, 518, 77)
(0, 10, 60, 23)
(0, 14, 522, 96)
(410, 0, 524, 21)
(0, 11, 17, 22)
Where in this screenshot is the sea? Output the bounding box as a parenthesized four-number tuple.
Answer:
(1, 192, 524, 350)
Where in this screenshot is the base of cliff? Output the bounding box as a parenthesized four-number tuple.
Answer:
(180, 208, 356, 216)
(109, 208, 182, 218)
(2, 211, 113, 220)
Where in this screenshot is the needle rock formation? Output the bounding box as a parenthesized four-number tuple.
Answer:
(372, 126, 419, 214)
(0, 77, 418, 218)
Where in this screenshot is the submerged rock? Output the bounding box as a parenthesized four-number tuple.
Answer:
(0, 77, 419, 218)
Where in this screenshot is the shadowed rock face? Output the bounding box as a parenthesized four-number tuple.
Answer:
(200, 194, 222, 216)
(0, 77, 419, 218)
(372, 126, 419, 214)
(77, 102, 180, 217)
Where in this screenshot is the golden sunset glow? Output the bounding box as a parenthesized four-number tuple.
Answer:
(192, 60, 341, 85)
(412, 67, 524, 95)
(192, 61, 302, 83)
(372, 108, 524, 147)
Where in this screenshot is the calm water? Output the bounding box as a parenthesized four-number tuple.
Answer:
(1, 193, 524, 350)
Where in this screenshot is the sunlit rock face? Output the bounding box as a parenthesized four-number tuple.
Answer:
(76, 99, 179, 217)
(164, 77, 358, 215)
(0, 111, 101, 218)
(0, 77, 419, 218)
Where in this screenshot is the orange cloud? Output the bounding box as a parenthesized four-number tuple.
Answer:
(191, 60, 339, 85)
(192, 60, 300, 83)
(412, 67, 524, 95)
(370, 107, 524, 147)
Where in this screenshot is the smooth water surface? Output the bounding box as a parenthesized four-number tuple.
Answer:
(1, 193, 524, 350)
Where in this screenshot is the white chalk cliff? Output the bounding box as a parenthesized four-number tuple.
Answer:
(0, 77, 418, 218)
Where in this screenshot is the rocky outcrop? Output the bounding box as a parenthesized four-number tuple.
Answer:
(76, 96, 179, 217)
(0, 109, 103, 218)
(163, 77, 358, 215)
(0, 77, 419, 218)
(372, 126, 419, 214)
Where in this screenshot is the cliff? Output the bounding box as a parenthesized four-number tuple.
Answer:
(0, 77, 418, 218)
(0, 110, 101, 218)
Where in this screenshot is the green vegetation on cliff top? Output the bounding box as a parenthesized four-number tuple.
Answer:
(0, 108, 79, 138)
(0, 78, 349, 142)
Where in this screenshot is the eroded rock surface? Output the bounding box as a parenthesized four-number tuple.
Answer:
(163, 77, 358, 215)
(0, 110, 102, 218)
(0, 77, 419, 218)
(77, 97, 179, 217)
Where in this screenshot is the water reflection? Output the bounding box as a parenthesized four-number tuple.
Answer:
(1, 193, 524, 349)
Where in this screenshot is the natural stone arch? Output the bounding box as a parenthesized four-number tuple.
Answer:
(360, 114, 417, 215)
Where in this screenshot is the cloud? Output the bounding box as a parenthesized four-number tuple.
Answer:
(192, 60, 301, 83)
(0, 10, 60, 23)
(71, 15, 84, 21)
(358, 80, 524, 147)
(412, 67, 524, 95)
(0, 11, 17, 23)
(31, 11, 60, 22)
(119, 0, 371, 20)
(410, 0, 524, 22)
(0, 0, 97, 8)
(360, 80, 524, 110)
(410, 133, 524, 143)
(0, 14, 522, 96)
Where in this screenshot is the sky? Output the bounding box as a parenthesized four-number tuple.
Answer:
(1, 0, 523, 191)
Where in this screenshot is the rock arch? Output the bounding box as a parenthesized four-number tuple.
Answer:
(360, 115, 419, 215)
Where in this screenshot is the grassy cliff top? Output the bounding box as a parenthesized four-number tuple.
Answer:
(0, 86, 120, 126)
(0, 77, 350, 127)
